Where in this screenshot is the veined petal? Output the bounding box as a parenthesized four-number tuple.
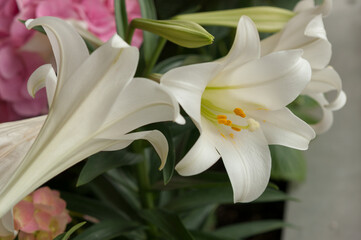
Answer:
(208, 122, 271, 203)
(26, 17, 89, 90)
(218, 16, 260, 73)
(249, 108, 315, 150)
(0, 211, 14, 237)
(0, 116, 45, 190)
(176, 118, 220, 176)
(203, 50, 312, 110)
(161, 62, 221, 129)
(308, 93, 334, 134)
(27, 64, 57, 106)
(102, 130, 169, 170)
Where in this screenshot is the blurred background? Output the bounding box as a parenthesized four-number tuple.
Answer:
(283, 0, 361, 239)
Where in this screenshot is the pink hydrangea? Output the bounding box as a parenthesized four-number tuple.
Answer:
(11, 187, 72, 240)
(0, 0, 142, 122)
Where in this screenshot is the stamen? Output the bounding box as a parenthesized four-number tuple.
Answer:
(218, 119, 227, 124)
(231, 127, 241, 132)
(217, 115, 227, 119)
(233, 108, 246, 118)
(225, 120, 232, 126)
(247, 118, 260, 132)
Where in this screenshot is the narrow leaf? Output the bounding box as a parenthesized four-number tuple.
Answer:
(214, 220, 293, 239)
(54, 222, 87, 240)
(114, 0, 128, 38)
(73, 220, 141, 240)
(77, 150, 142, 186)
(140, 209, 194, 240)
(270, 145, 306, 182)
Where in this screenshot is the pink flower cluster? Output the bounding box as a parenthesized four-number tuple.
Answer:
(0, 0, 142, 122)
(10, 187, 71, 240)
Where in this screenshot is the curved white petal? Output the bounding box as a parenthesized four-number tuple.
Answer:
(218, 16, 260, 72)
(161, 62, 221, 129)
(103, 130, 169, 170)
(176, 119, 220, 176)
(26, 17, 89, 90)
(27, 64, 57, 106)
(203, 50, 312, 110)
(208, 122, 271, 203)
(326, 91, 346, 111)
(0, 116, 45, 190)
(308, 93, 334, 134)
(249, 108, 315, 150)
(0, 211, 14, 237)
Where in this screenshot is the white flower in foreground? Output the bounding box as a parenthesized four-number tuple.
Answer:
(161, 16, 315, 203)
(0, 16, 184, 236)
(261, 0, 346, 133)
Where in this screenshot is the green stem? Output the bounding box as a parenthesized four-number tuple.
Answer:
(114, 0, 128, 38)
(135, 152, 158, 239)
(125, 22, 136, 44)
(143, 37, 167, 77)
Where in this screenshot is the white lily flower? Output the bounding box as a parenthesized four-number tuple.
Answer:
(0, 16, 184, 236)
(161, 16, 315, 203)
(261, 0, 346, 133)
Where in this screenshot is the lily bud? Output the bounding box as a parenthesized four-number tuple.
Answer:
(131, 18, 214, 48)
(174, 7, 295, 33)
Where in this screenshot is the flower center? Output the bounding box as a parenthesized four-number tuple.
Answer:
(201, 99, 260, 135)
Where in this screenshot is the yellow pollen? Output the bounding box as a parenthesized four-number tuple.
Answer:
(225, 120, 232, 126)
(234, 108, 246, 118)
(220, 133, 226, 138)
(229, 133, 234, 139)
(262, 120, 266, 123)
(217, 115, 227, 119)
(218, 119, 227, 124)
(231, 127, 241, 132)
(257, 107, 268, 111)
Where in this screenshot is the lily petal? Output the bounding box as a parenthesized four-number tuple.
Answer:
(208, 122, 271, 203)
(203, 50, 311, 110)
(161, 62, 221, 129)
(0, 116, 45, 190)
(249, 108, 316, 150)
(175, 118, 220, 176)
(294, 0, 315, 13)
(27, 64, 57, 106)
(26, 17, 89, 89)
(103, 130, 169, 170)
(308, 93, 334, 134)
(217, 16, 260, 74)
(0, 211, 14, 237)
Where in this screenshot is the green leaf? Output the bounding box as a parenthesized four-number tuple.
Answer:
(254, 188, 297, 202)
(131, 19, 214, 48)
(73, 220, 141, 240)
(114, 0, 128, 38)
(190, 231, 233, 240)
(138, 0, 158, 64)
(54, 222, 87, 240)
(77, 150, 142, 186)
(214, 220, 293, 239)
(153, 54, 212, 74)
(140, 209, 194, 240)
(270, 145, 306, 182)
(60, 192, 125, 221)
(174, 6, 295, 32)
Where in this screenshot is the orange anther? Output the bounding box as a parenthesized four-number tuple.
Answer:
(234, 108, 246, 118)
(231, 127, 241, 132)
(225, 120, 232, 126)
(217, 115, 227, 119)
(218, 119, 227, 124)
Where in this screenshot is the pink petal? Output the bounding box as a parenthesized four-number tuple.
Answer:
(14, 201, 39, 233)
(18, 231, 36, 240)
(34, 210, 52, 232)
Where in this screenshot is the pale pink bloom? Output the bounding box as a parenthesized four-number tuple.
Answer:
(0, 0, 142, 122)
(12, 187, 71, 240)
